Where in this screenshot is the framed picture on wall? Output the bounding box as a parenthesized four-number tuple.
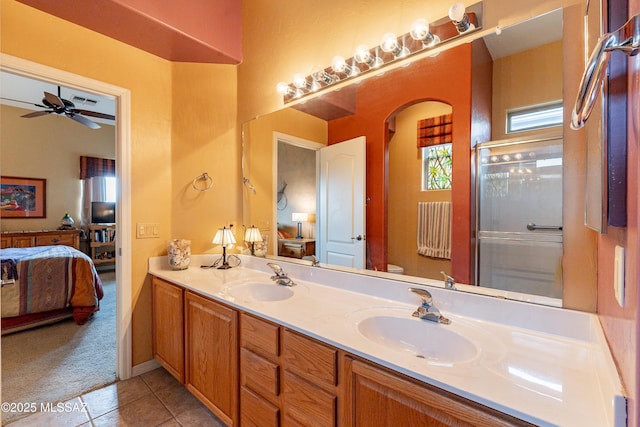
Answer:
(1, 176, 46, 218)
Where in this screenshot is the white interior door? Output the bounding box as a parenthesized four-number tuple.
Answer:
(317, 136, 366, 268)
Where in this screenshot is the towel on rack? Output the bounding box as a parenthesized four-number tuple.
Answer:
(417, 201, 452, 259)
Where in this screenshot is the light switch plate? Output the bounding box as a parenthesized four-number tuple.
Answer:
(136, 222, 160, 239)
(614, 245, 625, 308)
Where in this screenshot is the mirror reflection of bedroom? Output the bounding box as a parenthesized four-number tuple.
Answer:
(0, 71, 117, 424)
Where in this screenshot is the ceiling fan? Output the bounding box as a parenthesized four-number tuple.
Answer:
(16, 87, 115, 129)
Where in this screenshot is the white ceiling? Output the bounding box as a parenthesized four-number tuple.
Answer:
(0, 71, 116, 125)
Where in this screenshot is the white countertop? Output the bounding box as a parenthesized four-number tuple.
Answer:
(148, 255, 626, 427)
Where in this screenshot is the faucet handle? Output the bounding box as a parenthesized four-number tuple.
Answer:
(408, 287, 433, 306)
(267, 262, 284, 276)
(440, 271, 456, 289)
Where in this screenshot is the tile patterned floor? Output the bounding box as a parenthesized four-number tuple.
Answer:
(5, 368, 226, 427)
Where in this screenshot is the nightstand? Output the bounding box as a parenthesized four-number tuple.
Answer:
(278, 238, 316, 259)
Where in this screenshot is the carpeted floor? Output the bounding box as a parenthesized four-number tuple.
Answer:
(1, 270, 117, 425)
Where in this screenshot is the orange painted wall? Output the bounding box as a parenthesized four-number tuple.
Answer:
(328, 45, 475, 282)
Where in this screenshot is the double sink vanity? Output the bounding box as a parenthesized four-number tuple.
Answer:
(149, 254, 625, 426)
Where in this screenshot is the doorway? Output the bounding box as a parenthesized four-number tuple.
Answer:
(0, 54, 133, 381)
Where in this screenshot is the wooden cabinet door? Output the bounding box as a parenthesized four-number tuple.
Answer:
(346, 358, 532, 427)
(185, 291, 238, 426)
(13, 236, 35, 248)
(152, 277, 184, 383)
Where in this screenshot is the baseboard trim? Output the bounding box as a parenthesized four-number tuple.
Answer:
(131, 359, 161, 377)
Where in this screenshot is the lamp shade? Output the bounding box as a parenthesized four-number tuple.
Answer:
(244, 226, 263, 243)
(292, 212, 308, 223)
(212, 227, 236, 248)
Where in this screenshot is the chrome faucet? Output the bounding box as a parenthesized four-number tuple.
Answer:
(408, 288, 450, 324)
(440, 271, 456, 289)
(267, 263, 296, 286)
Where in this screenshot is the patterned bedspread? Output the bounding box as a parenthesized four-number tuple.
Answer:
(0, 246, 104, 324)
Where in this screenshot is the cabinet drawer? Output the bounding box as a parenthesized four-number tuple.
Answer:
(36, 234, 75, 246)
(241, 386, 280, 427)
(241, 313, 280, 358)
(240, 348, 280, 399)
(282, 329, 337, 387)
(283, 371, 336, 427)
(281, 243, 304, 258)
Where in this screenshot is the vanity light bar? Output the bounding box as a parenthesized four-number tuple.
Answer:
(277, 2, 482, 103)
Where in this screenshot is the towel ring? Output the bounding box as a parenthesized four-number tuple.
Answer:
(192, 173, 213, 192)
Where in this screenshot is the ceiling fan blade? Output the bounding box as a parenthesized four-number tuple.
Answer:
(44, 91, 65, 108)
(21, 110, 52, 118)
(72, 109, 115, 120)
(66, 112, 101, 129)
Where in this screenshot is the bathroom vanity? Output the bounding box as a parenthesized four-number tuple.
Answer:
(149, 255, 625, 427)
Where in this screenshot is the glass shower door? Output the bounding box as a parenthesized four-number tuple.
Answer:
(476, 136, 563, 299)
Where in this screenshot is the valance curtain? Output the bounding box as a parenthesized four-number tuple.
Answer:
(79, 156, 115, 179)
(417, 114, 453, 148)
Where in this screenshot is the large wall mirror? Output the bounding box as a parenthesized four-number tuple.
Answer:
(242, 7, 591, 308)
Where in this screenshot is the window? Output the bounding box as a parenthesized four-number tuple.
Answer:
(422, 144, 452, 190)
(104, 176, 117, 202)
(506, 101, 563, 134)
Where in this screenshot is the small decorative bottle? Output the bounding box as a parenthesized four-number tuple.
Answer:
(60, 212, 75, 228)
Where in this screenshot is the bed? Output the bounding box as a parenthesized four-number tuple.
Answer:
(0, 245, 104, 335)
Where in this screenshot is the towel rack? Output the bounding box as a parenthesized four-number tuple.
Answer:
(192, 172, 213, 192)
(571, 14, 640, 129)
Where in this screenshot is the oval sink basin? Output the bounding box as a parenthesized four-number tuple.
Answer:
(229, 282, 295, 302)
(356, 315, 478, 364)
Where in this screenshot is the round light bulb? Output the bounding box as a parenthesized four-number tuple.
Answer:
(354, 45, 371, 63)
(410, 18, 430, 41)
(276, 81, 290, 95)
(448, 2, 466, 22)
(293, 73, 307, 89)
(380, 33, 399, 53)
(331, 56, 347, 73)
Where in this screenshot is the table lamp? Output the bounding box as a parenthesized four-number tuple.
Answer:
(212, 226, 236, 269)
(244, 225, 263, 256)
(292, 213, 308, 239)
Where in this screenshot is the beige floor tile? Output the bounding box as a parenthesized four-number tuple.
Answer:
(92, 393, 173, 427)
(153, 380, 205, 417)
(140, 367, 181, 391)
(81, 376, 151, 419)
(175, 406, 227, 427)
(5, 397, 90, 427)
(157, 420, 182, 427)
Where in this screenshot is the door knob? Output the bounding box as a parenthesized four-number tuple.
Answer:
(351, 235, 364, 241)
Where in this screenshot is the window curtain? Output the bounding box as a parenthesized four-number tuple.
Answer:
(417, 114, 453, 148)
(80, 156, 115, 179)
(80, 156, 116, 227)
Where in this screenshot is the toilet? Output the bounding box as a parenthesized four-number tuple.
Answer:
(387, 264, 404, 274)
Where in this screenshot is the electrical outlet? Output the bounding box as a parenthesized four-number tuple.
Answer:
(614, 245, 625, 308)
